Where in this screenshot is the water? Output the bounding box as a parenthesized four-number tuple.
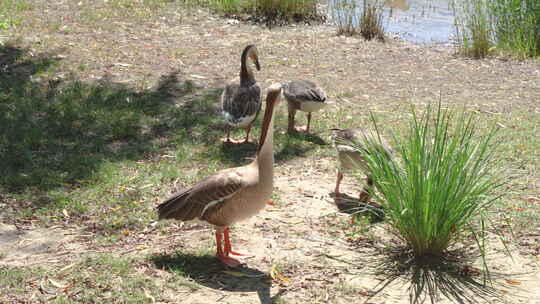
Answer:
(330, 0, 457, 44)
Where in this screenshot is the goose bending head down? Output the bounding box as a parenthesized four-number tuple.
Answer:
(282, 80, 327, 134)
(331, 128, 393, 201)
(221, 44, 262, 144)
(158, 83, 282, 267)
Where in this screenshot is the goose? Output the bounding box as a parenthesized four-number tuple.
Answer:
(157, 83, 283, 267)
(221, 45, 262, 144)
(282, 80, 327, 134)
(331, 128, 393, 201)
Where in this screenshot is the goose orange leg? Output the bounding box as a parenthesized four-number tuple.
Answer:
(223, 227, 250, 256)
(220, 128, 245, 144)
(359, 176, 374, 202)
(305, 112, 312, 133)
(287, 107, 297, 134)
(243, 124, 253, 143)
(215, 230, 242, 267)
(335, 171, 344, 197)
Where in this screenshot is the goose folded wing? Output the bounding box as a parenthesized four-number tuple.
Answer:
(285, 81, 326, 102)
(157, 169, 248, 221)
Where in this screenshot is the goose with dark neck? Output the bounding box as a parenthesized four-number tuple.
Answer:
(221, 45, 262, 144)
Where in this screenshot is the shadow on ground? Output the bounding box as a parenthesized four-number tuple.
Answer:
(328, 245, 508, 304)
(0, 43, 320, 196)
(0, 43, 223, 193)
(150, 252, 286, 304)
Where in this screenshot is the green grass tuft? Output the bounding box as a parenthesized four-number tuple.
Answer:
(359, 103, 503, 258)
(490, 0, 540, 57)
(0, 0, 32, 30)
(453, 0, 540, 58)
(453, 0, 494, 58)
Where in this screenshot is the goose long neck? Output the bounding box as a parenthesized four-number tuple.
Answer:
(256, 108, 275, 184)
(240, 48, 255, 86)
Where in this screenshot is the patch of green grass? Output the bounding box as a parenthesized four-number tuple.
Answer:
(65, 255, 157, 302)
(0, 266, 45, 298)
(0, 0, 32, 30)
(481, 110, 540, 233)
(0, 255, 182, 303)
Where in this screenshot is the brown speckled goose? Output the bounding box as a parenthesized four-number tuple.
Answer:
(331, 128, 393, 201)
(221, 45, 262, 144)
(282, 80, 327, 134)
(158, 83, 282, 267)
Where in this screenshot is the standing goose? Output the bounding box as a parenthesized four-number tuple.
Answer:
(158, 83, 283, 267)
(331, 128, 393, 201)
(282, 80, 327, 134)
(221, 45, 262, 144)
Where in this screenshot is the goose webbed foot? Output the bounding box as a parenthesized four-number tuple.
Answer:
(215, 228, 252, 267)
(220, 137, 246, 144)
(295, 125, 309, 132)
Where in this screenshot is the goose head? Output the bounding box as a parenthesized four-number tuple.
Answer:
(243, 45, 261, 71)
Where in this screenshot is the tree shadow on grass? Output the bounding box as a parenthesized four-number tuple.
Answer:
(217, 140, 258, 165)
(286, 130, 327, 146)
(150, 251, 286, 304)
(0, 43, 226, 195)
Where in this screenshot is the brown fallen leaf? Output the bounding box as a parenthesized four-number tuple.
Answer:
(121, 230, 132, 236)
(505, 279, 522, 286)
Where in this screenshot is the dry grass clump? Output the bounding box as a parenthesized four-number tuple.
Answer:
(332, 0, 385, 41)
(209, 0, 325, 25)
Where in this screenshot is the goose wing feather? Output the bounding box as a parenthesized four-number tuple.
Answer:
(284, 80, 326, 102)
(157, 167, 250, 221)
(331, 128, 363, 150)
(222, 80, 262, 125)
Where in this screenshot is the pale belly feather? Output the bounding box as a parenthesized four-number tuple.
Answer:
(298, 101, 325, 112)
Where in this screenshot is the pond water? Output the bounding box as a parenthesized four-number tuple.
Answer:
(330, 0, 457, 44)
